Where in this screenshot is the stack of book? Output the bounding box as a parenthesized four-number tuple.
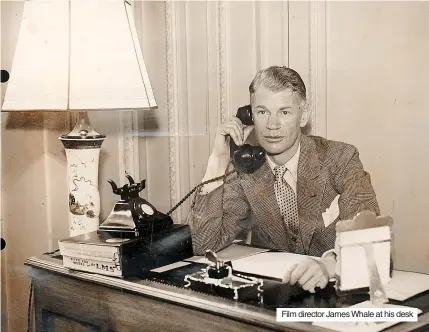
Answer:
(58, 224, 194, 278)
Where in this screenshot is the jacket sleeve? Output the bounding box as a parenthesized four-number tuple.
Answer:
(186, 173, 251, 255)
(334, 145, 381, 220)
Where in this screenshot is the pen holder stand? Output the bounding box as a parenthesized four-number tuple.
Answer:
(335, 211, 394, 305)
(184, 254, 263, 303)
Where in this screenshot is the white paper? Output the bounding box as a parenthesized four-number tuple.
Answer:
(183, 256, 205, 263)
(191, 244, 270, 265)
(231, 252, 316, 280)
(312, 301, 422, 332)
(150, 261, 190, 273)
(384, 270, 429, 301)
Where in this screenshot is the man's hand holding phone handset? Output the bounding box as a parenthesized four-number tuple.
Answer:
(199, 114, 255, 194)
(213, 115, 256, 172)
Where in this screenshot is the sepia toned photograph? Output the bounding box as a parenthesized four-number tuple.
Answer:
(1, 1, 429, 331)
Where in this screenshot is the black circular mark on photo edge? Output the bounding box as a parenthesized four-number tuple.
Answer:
(1, 238, 6, 250)
(1, 70, 10, 83)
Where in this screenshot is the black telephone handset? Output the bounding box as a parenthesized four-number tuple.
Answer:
(230, 105, 266, 173)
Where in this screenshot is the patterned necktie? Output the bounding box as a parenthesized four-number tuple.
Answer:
(274, 165, 300, 252)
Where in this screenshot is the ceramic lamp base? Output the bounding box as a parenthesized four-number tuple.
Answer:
(60, 112, 105, 237)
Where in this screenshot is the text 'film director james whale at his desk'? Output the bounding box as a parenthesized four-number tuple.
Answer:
(26, 66, 429, 332)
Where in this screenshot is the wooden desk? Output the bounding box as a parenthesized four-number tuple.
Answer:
(25, 255, 429, 332)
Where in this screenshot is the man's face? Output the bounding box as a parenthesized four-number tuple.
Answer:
(251, 85, 309, 155)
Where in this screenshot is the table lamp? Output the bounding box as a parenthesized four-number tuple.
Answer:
(1, 0, 157, 237)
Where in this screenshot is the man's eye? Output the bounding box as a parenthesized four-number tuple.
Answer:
(257, 110, 266, 115)
(281, 110, 290, 115)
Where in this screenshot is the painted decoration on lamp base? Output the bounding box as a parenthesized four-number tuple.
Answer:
(60, 139, 105, 237)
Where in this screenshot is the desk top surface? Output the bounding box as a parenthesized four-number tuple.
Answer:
(25, 255, 429, 332)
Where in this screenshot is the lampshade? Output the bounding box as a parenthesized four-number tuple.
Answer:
(2, 0, 157, 112)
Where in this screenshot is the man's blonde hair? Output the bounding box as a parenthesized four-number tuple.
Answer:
(249, 66, 306, 103)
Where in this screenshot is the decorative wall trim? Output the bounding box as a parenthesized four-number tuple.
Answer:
(176, 2, 190, 222)
(204, 2, 210, 140)
(218, 1, 228, 123)
(165, 0, 180, 220)
(118, 111, 140, 184)
(309, 1, 327, 137)
(206, 1, 221, 152)
(132, 110, 141, 179)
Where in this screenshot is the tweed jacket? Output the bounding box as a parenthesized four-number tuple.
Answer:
(187, 134, 380, 256)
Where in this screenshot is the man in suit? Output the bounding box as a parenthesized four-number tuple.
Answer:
(187, 66, 380, 292)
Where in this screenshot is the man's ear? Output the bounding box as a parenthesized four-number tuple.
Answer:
(299, 101, 310, 128)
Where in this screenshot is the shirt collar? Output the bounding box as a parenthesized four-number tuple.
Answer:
(266, 144, 300, 183)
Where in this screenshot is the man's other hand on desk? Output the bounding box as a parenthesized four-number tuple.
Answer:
(282, 254, 336, 293)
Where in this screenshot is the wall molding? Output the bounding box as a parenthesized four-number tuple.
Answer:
(175, 2, 190, 222)
(309, 1, 327, 137)
(165, 0, 181, 221)
(118, 111, 140, 184)
(206, 1, 221, 152)
(218, 1, 229, 123)
(165, 0, 176, 216)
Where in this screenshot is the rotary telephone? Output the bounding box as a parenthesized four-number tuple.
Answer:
(98, 175, 174, 237)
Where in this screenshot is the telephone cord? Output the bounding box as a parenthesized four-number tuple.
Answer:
(166, 169, 237, 216)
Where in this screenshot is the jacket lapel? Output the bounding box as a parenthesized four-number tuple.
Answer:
(297, 135, 325, 254)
